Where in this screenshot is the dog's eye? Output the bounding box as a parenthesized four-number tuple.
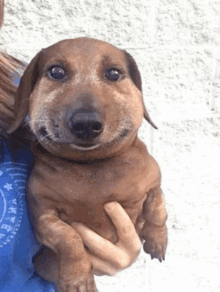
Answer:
(48, 65, 66, 80)
(105, 68, 122, 81)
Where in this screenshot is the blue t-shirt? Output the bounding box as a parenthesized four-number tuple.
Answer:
(0, 129, 57, 291)
(0, 61, 58, 291)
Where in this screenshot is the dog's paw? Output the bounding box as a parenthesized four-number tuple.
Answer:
(58, 274, 97, 292)
(142, 225, 167, 262)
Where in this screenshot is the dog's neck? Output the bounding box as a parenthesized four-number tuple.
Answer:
(33, 135, 146, 164)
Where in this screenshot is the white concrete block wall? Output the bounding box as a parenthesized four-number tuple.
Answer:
(1, 0, 219, 291)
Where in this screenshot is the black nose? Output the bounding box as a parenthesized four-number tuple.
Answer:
(69, 109, 103, 140)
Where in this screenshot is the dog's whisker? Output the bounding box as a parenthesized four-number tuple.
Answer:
(36, 132, 53, 145)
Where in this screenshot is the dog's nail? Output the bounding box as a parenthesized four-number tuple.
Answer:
(150, 254, 164, 262)
(150, 254, 155, 260)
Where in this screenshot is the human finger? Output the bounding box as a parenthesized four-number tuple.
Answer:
(104, 202, 141, 252)
(72, 222, 120, 260)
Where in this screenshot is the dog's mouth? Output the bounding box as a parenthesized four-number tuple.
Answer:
(38, 125, 100, 149)
(37, 124, 131, 151)
(76, 143, 95, 148)
(72, 143, 100, 150)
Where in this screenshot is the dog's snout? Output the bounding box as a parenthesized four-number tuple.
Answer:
(69, 110, 103, 140)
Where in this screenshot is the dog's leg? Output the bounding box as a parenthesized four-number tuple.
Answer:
(29, 188, 97, 292)
(141, 186, 168, 262)
(36, 210, 97, 292)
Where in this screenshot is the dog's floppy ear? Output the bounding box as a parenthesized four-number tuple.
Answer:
(7, 51, 42, 134)
(124, 51, 157, 129)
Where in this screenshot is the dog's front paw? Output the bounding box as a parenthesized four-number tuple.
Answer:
(58, 274, 97, 292)
(142, 225, 167, 262)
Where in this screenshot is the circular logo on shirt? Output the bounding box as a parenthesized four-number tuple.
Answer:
(0, 162, 28, 248)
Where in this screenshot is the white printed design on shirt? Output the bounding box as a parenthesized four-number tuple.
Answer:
(0, 162, 28, 248)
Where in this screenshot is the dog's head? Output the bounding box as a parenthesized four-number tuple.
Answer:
(8, 38, 156, 160)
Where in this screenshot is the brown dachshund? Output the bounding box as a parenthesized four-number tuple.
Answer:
(8, 38, 168, 292)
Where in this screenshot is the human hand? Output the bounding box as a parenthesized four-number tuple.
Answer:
(72, 202, 141, 276)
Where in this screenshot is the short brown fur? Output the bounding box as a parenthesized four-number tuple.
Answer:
(8, 38, 168, 292)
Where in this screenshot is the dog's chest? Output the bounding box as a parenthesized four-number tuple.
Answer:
(37, 154, 149, 202)
(34, 153, 153, 242)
